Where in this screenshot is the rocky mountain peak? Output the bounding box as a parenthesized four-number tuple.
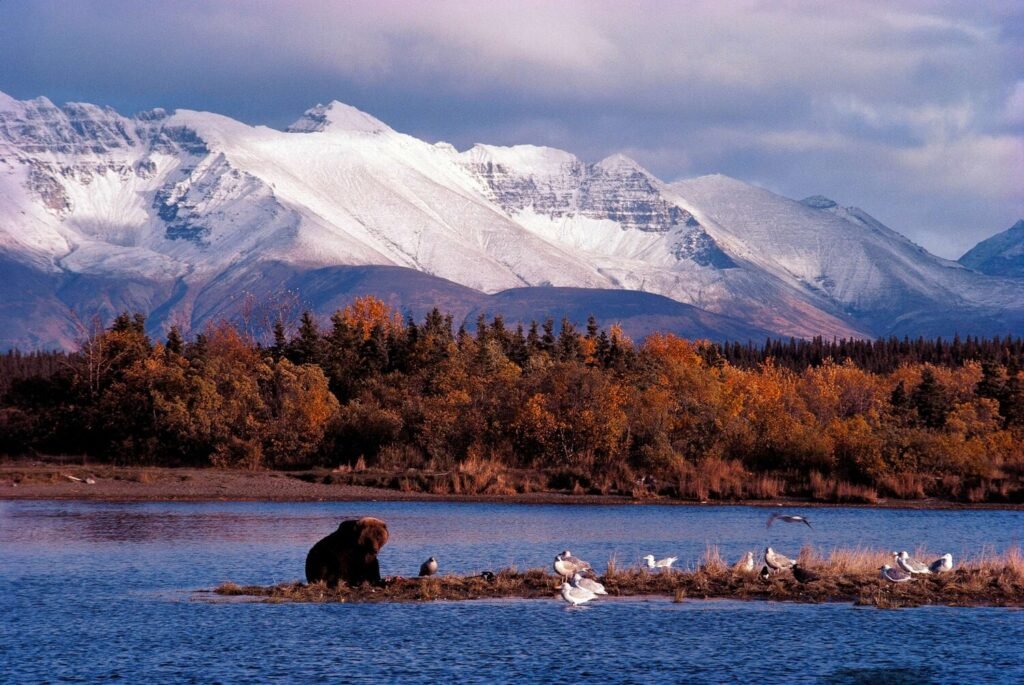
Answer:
(595, 152, 647, 175)
(959, 219, 1024, 277)
(286, 101, 392, 134)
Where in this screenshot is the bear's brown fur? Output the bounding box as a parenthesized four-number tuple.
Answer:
(305, 517, 389, 587)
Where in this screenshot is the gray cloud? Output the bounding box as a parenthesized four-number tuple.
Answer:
(0, 0, 1021, 257)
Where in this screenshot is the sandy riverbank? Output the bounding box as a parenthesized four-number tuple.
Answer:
(2, 461, 1022, 509)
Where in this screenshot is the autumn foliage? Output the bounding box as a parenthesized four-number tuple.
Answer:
(2, 298, 1024, 502)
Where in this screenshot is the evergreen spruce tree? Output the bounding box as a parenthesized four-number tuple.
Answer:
(165, 326, 184, 356)
(911, 368, 950, 428)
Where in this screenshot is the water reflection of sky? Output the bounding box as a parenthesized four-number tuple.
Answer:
(1, 500, 1021, 577)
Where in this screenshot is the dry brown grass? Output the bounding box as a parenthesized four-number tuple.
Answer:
(604, 554, 619, 579)
(809, 472, 878, 503)
(877, 473, 927, 499)
(699, 544, 728, 574)
(818, 546, 892, 575)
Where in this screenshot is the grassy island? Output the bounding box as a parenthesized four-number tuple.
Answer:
(210, 547, 1024, 608)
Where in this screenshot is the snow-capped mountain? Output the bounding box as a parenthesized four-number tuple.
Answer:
(1, 91, 1022, 350)
(960, 220, 1024, 278)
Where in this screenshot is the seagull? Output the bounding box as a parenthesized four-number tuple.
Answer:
(758, 565, 772, 581)
(880, 564, 913, 583)
(479, 571, 496, 582)
(642, 554, 678, 571)
(560, 573, 598, 606)
(576, 571, 608, 595)
(894, 551, 931, 575)
(928, 553, 953, 574)
(419, 557, 438, 577)
(764, 547, 795, 572)
(792, 563, 821, 584)
(767, 513, 813, 529)
(733, 551, 756, 574)
(554, 550, 591, 579)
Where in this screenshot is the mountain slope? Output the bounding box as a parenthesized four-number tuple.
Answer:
(667, 176, 1024, 337)
(2, 90, 1023, 350)
(960, 220, 1024, 277)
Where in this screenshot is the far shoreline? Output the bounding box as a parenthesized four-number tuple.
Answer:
(3, 462, 1023, 511)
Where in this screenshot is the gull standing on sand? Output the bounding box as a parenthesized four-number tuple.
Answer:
(764, 547, 795, 572)
(929, 553, 953, 574)
(880, 564, 913, 583)
(642, 554, 678, 571)
(894, 551, 931, 575)
(554, 550, 591, 579)
(733, 551, 755, 574)
(560, 573, 598, 606)
(767, 513, 813, 529)
(419, 557, 438, 577)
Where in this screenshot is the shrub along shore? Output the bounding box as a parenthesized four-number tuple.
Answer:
(210, 547, 1024, 608)
(4, 298, 1024, 504)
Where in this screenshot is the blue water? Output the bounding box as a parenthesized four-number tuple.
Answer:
(1, 500, 1022, 683)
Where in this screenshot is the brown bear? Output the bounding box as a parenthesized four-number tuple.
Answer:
(305, 517, 390, 587)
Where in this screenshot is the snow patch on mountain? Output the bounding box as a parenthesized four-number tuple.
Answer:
(960, 220, 1024, 277)
(286, 101, 393, 135)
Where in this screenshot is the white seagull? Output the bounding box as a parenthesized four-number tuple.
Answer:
(575, 571, 608, 595)
(733, 551, 756, 574)
(928, 553, 953, 574)
(560, 573, 598, 606)
(894, 551, 931, 575)
(553, 550, 591, 579)
(767, 512, 813, 529)
(642, 554, 678, 571)
(880, 564, 913, 583)
(419, 557, 438, 577)
(764, 547, 795, 572)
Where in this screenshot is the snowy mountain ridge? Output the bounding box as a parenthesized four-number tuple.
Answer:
(960, 220, 1024, 278)
(1, 91, 1022, 350)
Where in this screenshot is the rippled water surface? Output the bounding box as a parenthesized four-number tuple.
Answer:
(1, 500, 1022, 683)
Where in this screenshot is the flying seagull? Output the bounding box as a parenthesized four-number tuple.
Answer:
(733, 551, 756, 574)
(419, 557, 438, 577)
(894, 551, 931, 575)
(880, 564, 913, 583)
(767, 513, 813, 529)
(554, 550, 591, 579)
(928, 553, 953, 574)
(560, 573, 598, 606)
(791, 563, 821, 584)
(643, 554, 678, 571)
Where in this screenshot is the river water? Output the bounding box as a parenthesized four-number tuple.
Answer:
(1, 500, 1022, 683)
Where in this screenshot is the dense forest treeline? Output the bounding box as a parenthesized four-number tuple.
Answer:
(2, 300, 1023, 502)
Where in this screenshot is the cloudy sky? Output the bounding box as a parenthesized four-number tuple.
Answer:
(1, 0, 1021, 258)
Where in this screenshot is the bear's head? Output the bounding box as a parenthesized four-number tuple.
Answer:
(338, 517, 389, 553)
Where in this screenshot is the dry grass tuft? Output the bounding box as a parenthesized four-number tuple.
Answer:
(604, 555, 619, 579)
(699, 544, 727, 574)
